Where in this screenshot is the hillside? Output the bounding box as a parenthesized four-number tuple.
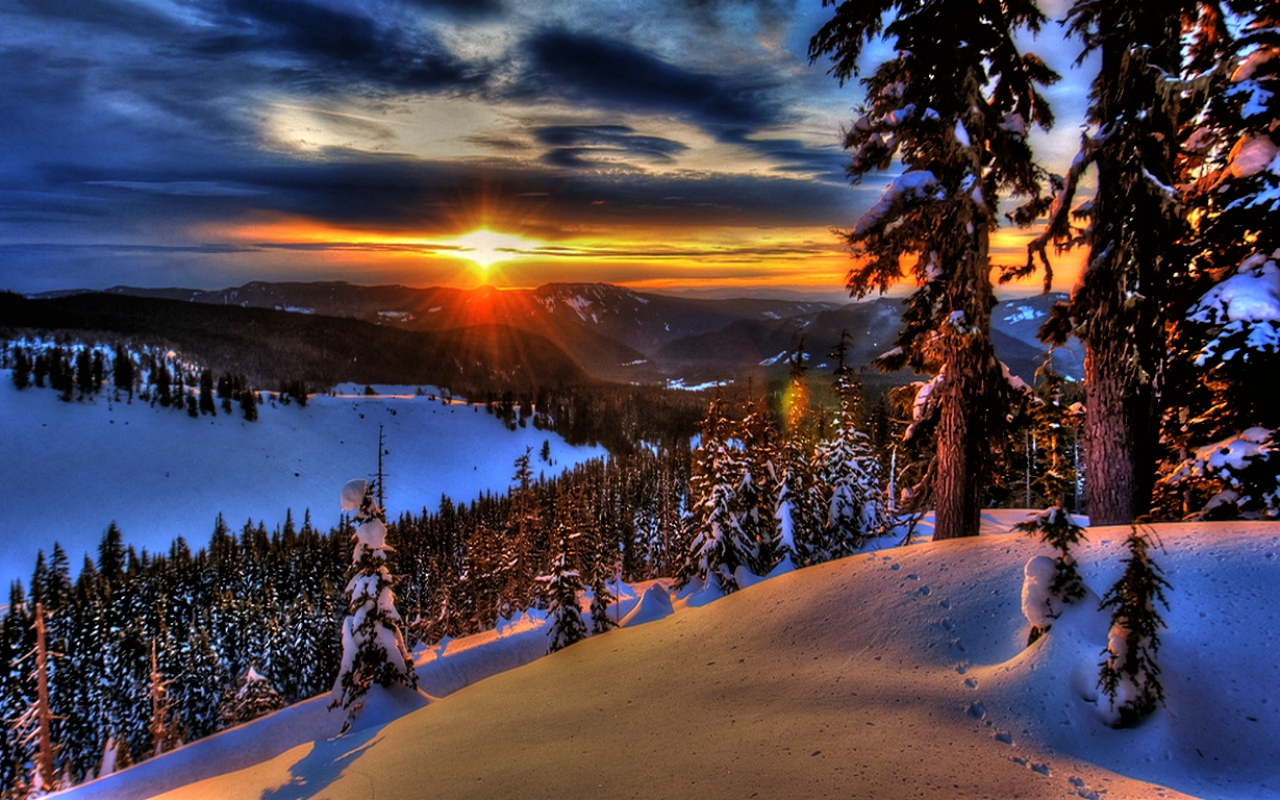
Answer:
(62, 282, 1077, 386)
(0, 374, 606, 588)
(60, 515, 1280, 800)
(0, 292, 588, 393)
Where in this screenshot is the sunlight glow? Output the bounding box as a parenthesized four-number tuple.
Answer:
(440, 228, 540, 269)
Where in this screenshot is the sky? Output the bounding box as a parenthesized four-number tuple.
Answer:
(0, 0, 1092, 297)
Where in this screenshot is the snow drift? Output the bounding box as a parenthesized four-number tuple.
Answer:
(59, 514, 1280, 800)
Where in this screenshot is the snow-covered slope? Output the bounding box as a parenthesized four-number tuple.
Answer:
(0, 375, 605, 586)
(63, 514, 1280, 800)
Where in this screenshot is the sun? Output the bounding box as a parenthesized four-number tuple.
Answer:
(442, 228, 539, 269)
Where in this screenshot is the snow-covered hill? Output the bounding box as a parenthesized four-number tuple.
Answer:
(59, 513, 1280, 800)
(0, 375, 606, 587)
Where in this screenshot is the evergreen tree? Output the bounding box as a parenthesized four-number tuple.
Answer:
(1015, 359, 1087, 606)
(111, 343, 133, 402)
(1159, 5, 1280, 520)
(155, 358, 171, 408)
(217, 666, 285, 729)
(773, 347, 823, 567)
(330, 480, 416, 719)
(586, 532, 617, 636)
(816, 332, 890, 557)
(90, 350, 104, 394)
(12, 350, 30, 390)
(811, 0, 1057, 539)
(1098, 527, 1172, 728)
(75, 348, 91, 400)
(240, 389, 258, 422)
(681, 394, 755, 593)
(199, 369, 216, 416)
(1026, 1, 1212, 524)
(538, 525, 587, 653)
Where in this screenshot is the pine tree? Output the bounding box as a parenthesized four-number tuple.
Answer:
(111, 343, 133, 402)
(773, 347, 823, 567)
(811, 0, 1057, 539)
(1159, 5, 1280, 520)
(217, 666, 285, 729)
(1098, 527, 1172, 728)
(12, 350, 30, 390)
(330, 480, 417, 719)
(681, 393, 755, 593)
(199, 369, 216, 416)
(538, 523, 587, 653)
(1015, 359, 1087, 609)
(240, 389, 258, 422)
(1026, 1, 1211, 524)
(816, 332, 890, 557)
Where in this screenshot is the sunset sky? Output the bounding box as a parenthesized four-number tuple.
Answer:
(0, 0, 1091, 297)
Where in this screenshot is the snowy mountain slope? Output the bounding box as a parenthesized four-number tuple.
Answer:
(71, 515, 1280, 800)
(0, 374, 606, 587)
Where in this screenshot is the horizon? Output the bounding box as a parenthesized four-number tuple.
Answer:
(1, 0, 1090, 298)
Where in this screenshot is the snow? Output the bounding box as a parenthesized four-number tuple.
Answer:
(1228, 134, 1279, 179)
(1003, 304, 1045, 324)
(758, 350, 789, 367)
(954, 120, 971, 147)
(1190, 255, 1280, 325)
(67, 513, 1280, 800)
(1020, 555, 1063, 629)
(853, 170, 945, 236)
(0, 375, 605, 586)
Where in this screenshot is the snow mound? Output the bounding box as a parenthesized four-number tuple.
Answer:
(619, 584, 674, 627)
(65, 520, 1280, 800)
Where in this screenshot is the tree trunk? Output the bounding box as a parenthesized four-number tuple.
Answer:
(1082, 335, 1158, 525)
(932, 370, 986, 540)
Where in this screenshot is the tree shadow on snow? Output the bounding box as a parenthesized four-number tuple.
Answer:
(259, 726, 383, 800)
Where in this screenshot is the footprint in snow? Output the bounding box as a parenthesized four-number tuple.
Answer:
(890, 563, 901, 571)
(966, 701, 986, 719)
(918, 585, 931, 596)
(964, 677, 978, 689)
(993, 731, 1013, 745)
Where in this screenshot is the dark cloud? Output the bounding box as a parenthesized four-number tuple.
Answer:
(195, 0, 482, 92)
(400, 0, 506, 17)
(522, 29, 781, 139)
(533, 125, 688, 169)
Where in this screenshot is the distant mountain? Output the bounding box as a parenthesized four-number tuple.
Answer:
(21, 281, 1077, 388)
(0, 292, 587, 393)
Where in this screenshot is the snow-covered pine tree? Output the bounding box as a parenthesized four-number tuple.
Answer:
(1159, 4, 1280, 520)
(816, 331, 890, 557)
(1098, 527, 1172, 728)
(329, 479, 417, 717)
(773, 346, 824, 568)
(810, 0, 1057, 539)
(681, 393, 755, 593)
(504, 448, 543, 611)
(586, 531, 617, 636)
(539, 489, 588, 652)
(1026, 1, 1213, 525)
(111, 343, 133, 402)
(218, 665, 285, 729)
(1015, 359, 1086, 610)
(737, 391, 776, 574)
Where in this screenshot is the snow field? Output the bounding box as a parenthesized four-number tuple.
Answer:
(0, 373, 605, 586)
(67, 514, 1279, 800)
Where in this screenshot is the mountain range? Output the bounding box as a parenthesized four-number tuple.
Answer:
(17, 281, 1079, 389)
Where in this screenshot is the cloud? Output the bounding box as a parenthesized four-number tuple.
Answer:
(521, 28, 782, 138)
(195, 0, 484, 92)
(84, 181, 269, 197)
(532, 125, 689, 169)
